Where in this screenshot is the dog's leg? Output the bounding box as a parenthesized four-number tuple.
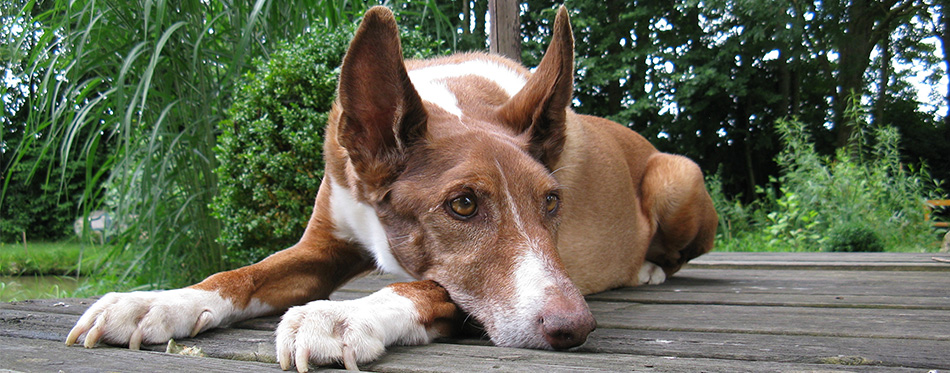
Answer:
(636, 261, 667, 285)
(640, 153, 718, 277)
(66, 194, 376, 350)
(276, 280, 458, 372)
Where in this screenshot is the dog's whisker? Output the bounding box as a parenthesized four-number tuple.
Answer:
(549, 165, 574, 177)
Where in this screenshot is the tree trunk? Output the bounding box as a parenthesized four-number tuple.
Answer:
(463, 0, 471, 35)
(834, 0, 879, 148)
(471, 0, 487, 49)
(630, 12, 654, 127)
(488, 0, 521, 62)
(876, 34, 891, 126)
(736, 95, 756, 198)
(941, 0, 950, 127)
(778, 48, 792, 117)
(791, 68, 801, 117)
(605, 1, 623, 117)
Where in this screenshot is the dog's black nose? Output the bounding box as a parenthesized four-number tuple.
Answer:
(538, 305, 597, 350)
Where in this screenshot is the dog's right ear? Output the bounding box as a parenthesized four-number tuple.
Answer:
(337, 6, 428, 191)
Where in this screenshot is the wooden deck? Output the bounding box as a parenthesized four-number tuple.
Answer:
(2, 252, 949, 372)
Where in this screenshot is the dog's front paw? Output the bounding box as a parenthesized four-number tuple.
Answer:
(65, 288, 237, 349)
(275, 288, 433, 372)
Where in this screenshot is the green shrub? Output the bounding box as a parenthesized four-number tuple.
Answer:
(713, 115, 944, 252)
(0, 138, 87, 243)
(212, 25, 443, 265)
(825, 224, 884, 252)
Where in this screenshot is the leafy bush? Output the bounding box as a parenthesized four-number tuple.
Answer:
(711, 116, 944, 252)
(825, 224, 884, 252)
(212, 25, 443, 265)
(0, 139, 87, 242)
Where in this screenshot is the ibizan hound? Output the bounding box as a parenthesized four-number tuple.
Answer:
(66, 6, 717, 372)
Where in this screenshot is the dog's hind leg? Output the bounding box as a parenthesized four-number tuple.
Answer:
(640, 153, 718, 277)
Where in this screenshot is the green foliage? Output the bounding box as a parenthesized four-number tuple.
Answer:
(3, 0, 462, 291)
(212, 26, 443, 265)
(0, 152, 84, 242)
(825, 224, 884, 252)
(711, 116, 944, 252)
(0, 240, 106, 276)
(519, 1, 948, 200)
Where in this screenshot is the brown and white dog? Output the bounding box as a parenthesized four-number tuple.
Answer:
(65, 6, 717, 372)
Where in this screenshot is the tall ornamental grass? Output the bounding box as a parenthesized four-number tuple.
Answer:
(2, 0, 453, 292)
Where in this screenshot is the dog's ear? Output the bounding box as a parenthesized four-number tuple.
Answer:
(337, 6, 427, 190)
(497, 6, 573, 169)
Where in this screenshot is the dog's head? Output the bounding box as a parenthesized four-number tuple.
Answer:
(326, 6, 595, 350)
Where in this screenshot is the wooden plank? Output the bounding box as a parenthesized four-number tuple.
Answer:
(1, 297, 93, 316)
(12, 269, 946, 316)
(0, 335, 296, 372)
(3, 253, 947, 371)
(592, 269, 950, 309)
(582, 328, 950, 370)
(5, 300, 947, 370)
(592, 289, 950, 309)
(365, 342, 922, 372)
(591, 302, 950, 340)
(2, 327, 923, 372)
(689, 252, 950, 271)
(647, 269, 950, 297)
(4, 270, 950, 339)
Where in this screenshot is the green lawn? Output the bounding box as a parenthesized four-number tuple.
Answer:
(0, 239, 106, 276)
(0, 239, 109, 302)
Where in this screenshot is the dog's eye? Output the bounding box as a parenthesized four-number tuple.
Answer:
(545, 193, 560, 214)
(449, 195, 478, 219)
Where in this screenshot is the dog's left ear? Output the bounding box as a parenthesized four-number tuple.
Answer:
(497, 6, 573, 169)
(337, 6, 428, 190)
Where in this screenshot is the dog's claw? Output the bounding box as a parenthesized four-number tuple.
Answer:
(295, 347, 310, 373)
(83, 315, 105, 348)
(343, 345, 360, 371)
(65, 322, 88, 346)
(129, 327, 144, 350)
(191, 310, 212, 337)
(279, 348, 293, 371)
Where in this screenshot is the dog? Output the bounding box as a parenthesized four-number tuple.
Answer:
(65, 6, 717, 372)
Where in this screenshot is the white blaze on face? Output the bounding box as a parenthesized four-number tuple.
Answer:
(408, 59, 528, 117)
(504, 247, 558, 347)
(485, 160, 560, 348)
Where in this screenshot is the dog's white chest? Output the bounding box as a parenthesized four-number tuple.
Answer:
(328, 180, 410, 277)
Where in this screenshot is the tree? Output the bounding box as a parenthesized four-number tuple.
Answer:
(937, 0, 950, 128)
(518, 0, 947, 198)
(822, 0, 926, 147)
(489, 0, 522, 61)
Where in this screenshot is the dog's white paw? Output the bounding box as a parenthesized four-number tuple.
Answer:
(637, 261, 667, 285)
(66, 288, 252, 349)
(276, 288, 431, 372)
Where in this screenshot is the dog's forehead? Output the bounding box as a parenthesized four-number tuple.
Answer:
(406, 55, 529, 123)
(428, 134, 557, 193)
